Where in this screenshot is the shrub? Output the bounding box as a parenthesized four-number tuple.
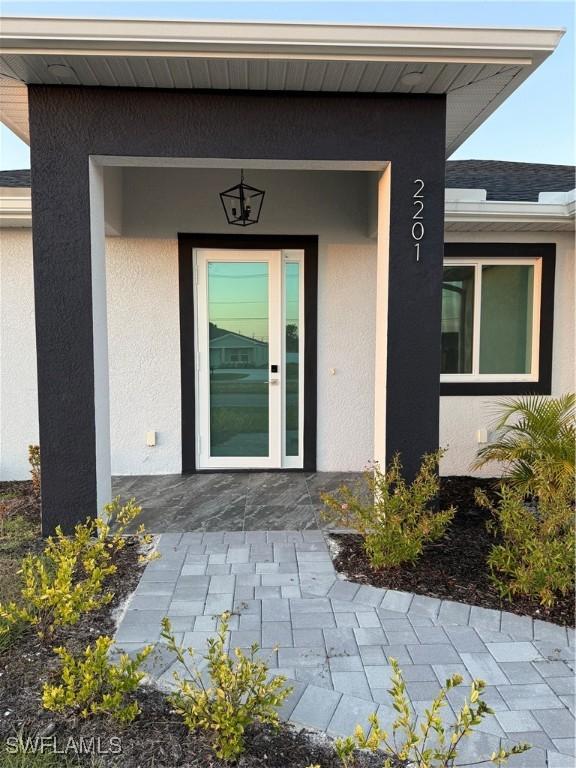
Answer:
(0, 497, 155, 642)
(334, 658, 530, 768)
(42, 635, 152, 724)
(161, 612, 292, 761)
(28, 445, 41, 499)
(476, 461, 575, 607)
(322, 451, 455, 568)
(472, 394, 575, 495)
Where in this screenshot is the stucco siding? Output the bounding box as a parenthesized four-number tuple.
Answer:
(0, 229, 38, 478)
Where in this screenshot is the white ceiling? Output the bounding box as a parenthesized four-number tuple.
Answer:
(0, 17, 564, 155)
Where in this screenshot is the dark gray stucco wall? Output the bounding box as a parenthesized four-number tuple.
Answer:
(28, 85, 446, 534)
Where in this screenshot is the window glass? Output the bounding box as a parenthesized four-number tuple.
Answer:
(285, 262, 300, 456)
(441, 266, 474, 373)
(208, 261, 269, 457)
(479, 265, 534, 374)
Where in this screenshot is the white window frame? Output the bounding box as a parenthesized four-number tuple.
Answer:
(441, 257, 542, 383)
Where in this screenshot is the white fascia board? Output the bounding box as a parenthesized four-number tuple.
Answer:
(0, 16, 563, 62)
(445, 197, 575, 226)
(0, 191, 32, 226)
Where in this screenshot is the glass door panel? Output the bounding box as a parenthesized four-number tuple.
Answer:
(208, 261, 269, 457)
(285, 261, 300, 457)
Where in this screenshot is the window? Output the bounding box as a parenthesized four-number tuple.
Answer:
(441, 244, 555, 396)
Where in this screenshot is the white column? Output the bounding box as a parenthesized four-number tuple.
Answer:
(89, 159, 112, 513)
(373, 165, 391, 467)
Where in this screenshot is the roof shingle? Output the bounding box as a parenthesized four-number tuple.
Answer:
(445, 160, 575, 202)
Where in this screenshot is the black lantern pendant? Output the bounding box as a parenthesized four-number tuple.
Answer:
(219, 170, 265, 226)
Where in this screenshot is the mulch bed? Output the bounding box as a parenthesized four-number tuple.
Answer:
(0, 497, 387, 768)
(330, 476, 575, 628)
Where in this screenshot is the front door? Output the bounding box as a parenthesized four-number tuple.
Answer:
(195, 248, 304, 469)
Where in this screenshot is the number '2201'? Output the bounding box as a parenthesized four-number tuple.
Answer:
(413, 179, 425, 261)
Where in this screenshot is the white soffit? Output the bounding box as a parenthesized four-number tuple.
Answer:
(0, 17, 564, 153)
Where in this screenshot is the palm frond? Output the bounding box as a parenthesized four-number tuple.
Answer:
(472, 393, 576, 494)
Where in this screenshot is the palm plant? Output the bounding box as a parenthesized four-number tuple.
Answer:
(472, 393, 575, 495)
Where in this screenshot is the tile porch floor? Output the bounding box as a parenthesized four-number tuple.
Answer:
(112, 472, 361, 532)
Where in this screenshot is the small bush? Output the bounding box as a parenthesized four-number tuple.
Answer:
(476, 461, 575, 607)
(0, 497, 155, 642)
(28, 445, 41, 499)
(334, 658, 530, 768)
(322, 451, 455, 568)
(42, 635, 152, 724)
(473, 394, 575, 495)
(161, 612, 292, 761)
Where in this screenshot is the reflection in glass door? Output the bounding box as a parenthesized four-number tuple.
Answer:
(195, 249, 303, 469)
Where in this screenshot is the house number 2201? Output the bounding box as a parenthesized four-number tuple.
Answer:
(412, 178, 425, 261)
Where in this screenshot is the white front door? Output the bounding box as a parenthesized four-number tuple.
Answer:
(195, 248, 304, 469)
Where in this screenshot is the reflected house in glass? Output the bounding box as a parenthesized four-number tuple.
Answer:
(209, 323, 268, 368)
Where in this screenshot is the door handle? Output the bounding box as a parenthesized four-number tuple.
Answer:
(268, 379, 279, 385)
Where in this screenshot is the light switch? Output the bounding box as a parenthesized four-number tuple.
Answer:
(146, 431, 156, 447)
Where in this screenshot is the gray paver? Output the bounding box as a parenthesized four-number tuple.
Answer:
(552, 738, 576, 756)
(533, 709, 575, 738)
(500, 611, 534, 640)
(409, 595, 441, 619)
(379, 590, 413, 613)
(469, 605, 502, 632)
(324, 627, 358, 657)
(261, 622, 293, 648)
(356, 611, 381, 628)
(408, 644, 461, 665)
(438, 599, 471, 625)
(292, 628, 325, 647)
(460, 652, 509, 685)
(328, 580, 360, 601)
(328, 655, 364, 671)
(262, 598, 289, 621)
(487, 642, 540, 663)
(548, 751, 576, 768)
(498, 662, 543, 684)
(496, 710, 540, 732)
(327, 694, 376, 737)
(353, 627, 386, 646)
(116, 528, 575, 750)
(497, 683, 564, 710)
(353, 584, 385, 607)
(290, 685, 341, 730)
(533, 620, 569, 644)
(331, 671, 371, 698)
(364, 665, 395, 689)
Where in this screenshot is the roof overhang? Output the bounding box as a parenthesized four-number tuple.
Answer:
(0, 16, 564, 154)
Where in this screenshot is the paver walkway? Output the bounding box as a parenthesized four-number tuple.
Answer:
(115, 532, 576, 768)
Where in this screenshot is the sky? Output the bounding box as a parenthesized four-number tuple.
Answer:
(0, 0, 574, 170)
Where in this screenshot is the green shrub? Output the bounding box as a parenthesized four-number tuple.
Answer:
(473, 394, 575, 495)
(161, 612, 292, 761)
(28, 445, 41, 499)
(322, 451, 455, 568)
(42, 635, 152, 724)
(0, 497, 155, 642)
(334, 658, 530, 768)
(476, 461, 575, 607)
